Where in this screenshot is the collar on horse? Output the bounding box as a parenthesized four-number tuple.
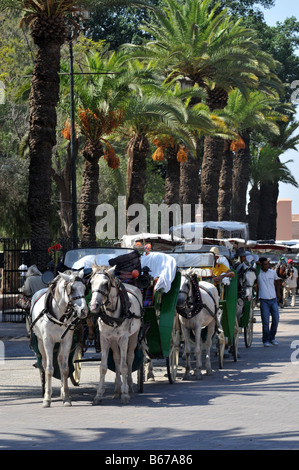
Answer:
(177, 274, 219, 328)
(93, 270, 143, 328)
(177, 274, 204, 319)
(30, 274, 86, 338)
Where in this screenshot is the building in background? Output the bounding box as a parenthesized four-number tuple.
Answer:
(276, 199, 299, 241)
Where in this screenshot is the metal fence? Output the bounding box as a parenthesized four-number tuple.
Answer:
(0, 238, 115, 322)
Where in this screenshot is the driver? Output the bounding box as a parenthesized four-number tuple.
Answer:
(20, 265, 48, 297)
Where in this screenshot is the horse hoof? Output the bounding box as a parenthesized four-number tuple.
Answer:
(63, 401, 72, 407)
(183, 373, 192, 381)
(113, 393, 121, 399)
(194, 373, 203, 380)
(121, 395, 130, 405)
(42, 400, 51, 408)
(93, 397, 103, 405)
(206, 369, 213, 376)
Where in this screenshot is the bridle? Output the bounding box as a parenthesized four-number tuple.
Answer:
(90, 269, 143, 327)
(177, 273, 204, 319)
(177, 273, 219, 326)
(30, 274, 87, 337)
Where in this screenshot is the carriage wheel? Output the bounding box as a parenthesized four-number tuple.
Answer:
(137, 356, 145, 393)
(70, 345, 82, 386)
(232, 317, 240, 362)
(244, 303, 254, 348)
(166, 314, 180, 384)
(216, 329, 225, 369)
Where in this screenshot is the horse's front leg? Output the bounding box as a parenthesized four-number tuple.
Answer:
(193, 325, 203, 380)
(58, 336, 73, 406)
(204, 321, 215, 376)
(39, 337, 54, 407)
(180, 322, 192, 380)
(118, 335, 130, 404)
(127, 330, 139, 397)
(110, 342, 121, 399)
(94, 336, 109, 405)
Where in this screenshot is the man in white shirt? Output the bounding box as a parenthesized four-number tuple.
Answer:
(283, 259, 298, 308)
(257, 257, 281, 347)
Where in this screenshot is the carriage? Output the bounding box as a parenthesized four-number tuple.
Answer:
(28, 246, 182, 404)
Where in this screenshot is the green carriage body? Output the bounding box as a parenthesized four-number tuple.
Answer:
(219, 269, 238, 345)
(143, 271, 181, 359)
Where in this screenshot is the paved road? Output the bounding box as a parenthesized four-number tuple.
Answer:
(1, 300, 299, 451)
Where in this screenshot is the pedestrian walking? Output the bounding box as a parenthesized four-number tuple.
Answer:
(257, 257, 281, 347)
(283, 259, 298, 307)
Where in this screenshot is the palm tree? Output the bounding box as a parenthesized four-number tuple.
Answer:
(248, 143, 298, 240)
(124, 0, 280, 227)
(257, 121, 299, 240)
(17, 0, 79, 265)
(219, 88, 289, 222)
(14, 0, 158, 263)
(122, 91, 190, 219)
(72, 50, 131, 245)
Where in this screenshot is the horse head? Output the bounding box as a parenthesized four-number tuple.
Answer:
(242, 265, 257, 301)
(89, 264, 116, 314)
(57, 269, 89, 319)
(177, 270, 194, 311)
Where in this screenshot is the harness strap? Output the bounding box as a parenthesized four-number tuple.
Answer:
(95, 272, 143, 328)
(29, 274, 85, 338)
(178, 275, 220, 330)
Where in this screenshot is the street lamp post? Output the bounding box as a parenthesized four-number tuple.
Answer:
(69, 38, 78, 249)
(68, 10, 90, 249)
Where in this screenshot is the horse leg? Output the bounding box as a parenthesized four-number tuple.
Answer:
(118, 336, 130, 404)
(204, 321, 215, 376)
(110, 342, 121, 399)
(39, 337, 54, 407)
(93, 337, 109, 405)
(193, 325, 203, 380)
(180, 323, 192, 380)
(146, 359, 155, 381)
(127, 330, 138, 397)
(58, 338, 73, 407)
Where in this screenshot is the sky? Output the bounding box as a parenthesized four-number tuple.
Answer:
(260, 0, 299, 214)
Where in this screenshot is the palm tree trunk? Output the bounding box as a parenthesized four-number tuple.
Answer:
(247, 183, 260, 240)
(218, 140, 233, 221)
(201, 87, 228, 232)
(164, 144, 180, 228)
(179, 139, 202, 223)
(51, 143, 74, 238)
(201, 135, 224, 221)
(80, 140, 102, 246)
(232, 130, 251, 222)
(126, 134, 149, 225)
(257, 181, 278, 241)
(28, 38, 63, 268)
(164, 144, 180, 205)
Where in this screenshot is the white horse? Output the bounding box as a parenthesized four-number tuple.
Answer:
(89, 265, 143, 405)
(176, 270, 220, 380)
(30, 270, 88, 407)
(235, 263, 257, 323)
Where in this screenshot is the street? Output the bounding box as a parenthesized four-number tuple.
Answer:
(1, 301, 299, 451)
